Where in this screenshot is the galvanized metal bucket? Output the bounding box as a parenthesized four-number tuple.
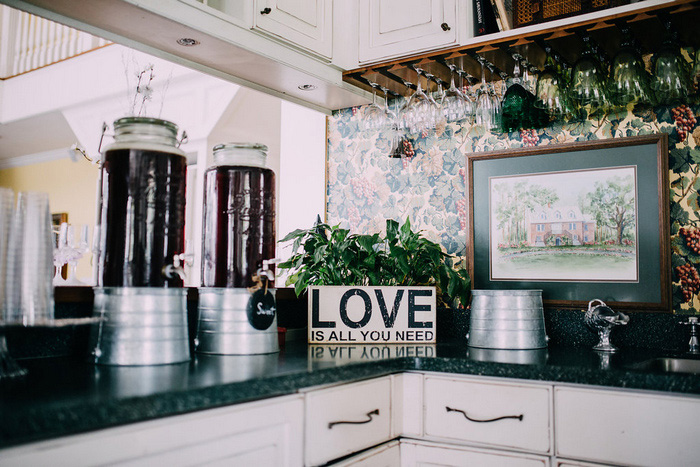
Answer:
(468, 289, 548, 349)
(195, 353, 278, 383)
(89, 288, 190, 366)
(468, 347, 548, 365)
(195, 288, 279, 355)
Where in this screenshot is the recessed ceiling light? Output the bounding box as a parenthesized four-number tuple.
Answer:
(177, 38, 200, 46)
(298, 84, 317, 91)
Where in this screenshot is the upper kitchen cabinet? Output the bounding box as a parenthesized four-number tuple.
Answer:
(358, 0, 469, 65)
(1, 0, 370, 113)
(254, 0, 333, 60)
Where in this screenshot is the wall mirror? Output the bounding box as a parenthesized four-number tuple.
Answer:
(0, 5, 327, 291)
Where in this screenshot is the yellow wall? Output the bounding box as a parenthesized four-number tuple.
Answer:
(0, 157, 99, 280)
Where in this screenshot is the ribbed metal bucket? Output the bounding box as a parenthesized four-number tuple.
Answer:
(195, 288, 279, 355)
(89, 288, 190, 366)
(468, 289, 547, 349)
(195, 353, 278, 384)
(468, 347, 548, 365)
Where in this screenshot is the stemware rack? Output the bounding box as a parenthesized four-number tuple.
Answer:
(343, 0, 700, 100)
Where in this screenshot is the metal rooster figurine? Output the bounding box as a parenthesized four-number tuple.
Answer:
(584, 299, 629, 352)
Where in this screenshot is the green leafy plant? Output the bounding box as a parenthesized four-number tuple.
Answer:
(278, 218, 470, 308)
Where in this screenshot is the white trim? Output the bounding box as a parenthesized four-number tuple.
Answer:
(0, 146, 70, 169)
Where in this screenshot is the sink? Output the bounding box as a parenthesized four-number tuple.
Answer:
(630, 358, 700, 374)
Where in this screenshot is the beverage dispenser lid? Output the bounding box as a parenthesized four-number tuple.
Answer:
(213, 143, 269, 168)
(104, 116, 185, 155)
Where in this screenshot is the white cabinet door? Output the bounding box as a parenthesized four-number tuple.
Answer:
(358, 0, 462, 64)
(305, 376, 392, 466)
(254, 0, 332, 59)
(0, 395, 304, 467)
(555, 387, 700, 467)
(401, 439, 550, 467)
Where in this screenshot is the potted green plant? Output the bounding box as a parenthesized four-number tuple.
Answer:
(278, 217, 470, 309)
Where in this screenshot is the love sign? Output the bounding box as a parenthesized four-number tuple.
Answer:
(308, 286, 436, 344)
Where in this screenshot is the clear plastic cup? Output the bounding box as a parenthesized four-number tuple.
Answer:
(0, 187, 14, 321)
(3, 192, 54, 324)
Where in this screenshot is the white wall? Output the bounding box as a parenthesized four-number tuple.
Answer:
(277, 100, 327, 286)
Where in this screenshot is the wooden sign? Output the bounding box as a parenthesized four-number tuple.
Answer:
(308, 286, 436, 344)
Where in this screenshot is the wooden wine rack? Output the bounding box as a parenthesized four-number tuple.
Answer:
(343, 0, 699, 99)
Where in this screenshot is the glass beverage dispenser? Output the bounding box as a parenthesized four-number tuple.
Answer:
(89, 117, 190, 366)
(196, 143, 279, 355)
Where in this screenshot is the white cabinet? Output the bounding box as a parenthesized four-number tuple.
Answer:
(332, 440, 402, 466)
(0, 395, 304, 467)
(402, 439, 550, 466)
(391, 372, 423, 438)
(555, 387, 700, 467)
(424, 375, 552, 454)
(254, 0, 333, 59)
(358, 0, 468, 65)
(305, 376, 392, 466)
(5, 372, 700, 466)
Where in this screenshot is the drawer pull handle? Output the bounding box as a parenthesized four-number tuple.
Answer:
(260, 7, 272, 14)
(441, 22, 451, 31)
(328, 409, 379, 429)
(446, 406, 524, 423)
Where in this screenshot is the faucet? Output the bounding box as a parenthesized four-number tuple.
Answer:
(680, 316, 700, 354)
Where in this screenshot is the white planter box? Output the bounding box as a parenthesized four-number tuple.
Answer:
(308, 286, 437, 344)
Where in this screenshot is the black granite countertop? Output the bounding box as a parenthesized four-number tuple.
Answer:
(2, 340, 700, 450)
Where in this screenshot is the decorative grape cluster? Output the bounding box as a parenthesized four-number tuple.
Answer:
(350, 178, 376, 199)
(347, 205, 361, 229)
(457, 198, 467, 230)
(421, 130, 429, 139)
(679, 227, 700, 253)
(520, 129, 538, 147)
(401, 140, 415, 157)
(351, 107, 358, 116)
(671, 105, 697, 142)
(676, 263, 700, 302)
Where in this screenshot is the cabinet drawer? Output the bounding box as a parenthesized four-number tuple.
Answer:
(555, 387, 700, 466)
(402, 439, 550, 467)
(424, 376, 552, 454)
(305, 377, 392, 466)
(332, 440, 401, 466)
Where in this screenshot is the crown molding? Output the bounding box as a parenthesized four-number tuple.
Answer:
(0, 146, 70, 170)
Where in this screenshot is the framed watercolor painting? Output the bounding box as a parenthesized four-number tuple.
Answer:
(466, 134, 670, 311)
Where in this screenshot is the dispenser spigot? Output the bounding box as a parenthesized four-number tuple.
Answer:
(251, 258, 280, 294)
(257, 258, 281, 282)
(163, 263, 186, 281)
(162, 253, 193, 282)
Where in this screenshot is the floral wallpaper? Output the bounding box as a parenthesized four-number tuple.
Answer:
(326, 101, 700, 314)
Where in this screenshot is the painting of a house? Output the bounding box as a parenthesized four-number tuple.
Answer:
(489, 166, 638, 282)
(527, 206, 596, 247)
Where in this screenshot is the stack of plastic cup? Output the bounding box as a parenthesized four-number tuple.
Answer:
(0, 187, 14, 321)
(3, 191, 54, 325)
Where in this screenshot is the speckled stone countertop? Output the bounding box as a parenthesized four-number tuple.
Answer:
(2, 340, 700, 450)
